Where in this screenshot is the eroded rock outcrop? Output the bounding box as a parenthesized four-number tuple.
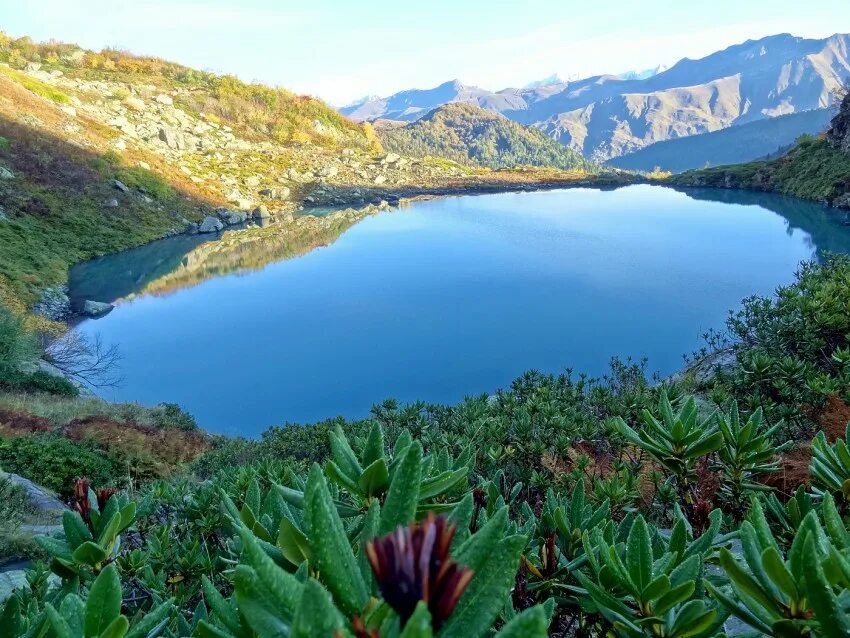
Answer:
(827, 92, 850, 153)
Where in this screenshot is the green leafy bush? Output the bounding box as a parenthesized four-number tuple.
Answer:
(704, 256, 850, 435)
(0, 369, 79, 396)
(0, 435, 125, 495)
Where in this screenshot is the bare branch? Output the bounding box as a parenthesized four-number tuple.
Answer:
(45, 330, 123, 389)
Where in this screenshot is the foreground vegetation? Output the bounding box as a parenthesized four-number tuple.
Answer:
(1, 254, 850, 636)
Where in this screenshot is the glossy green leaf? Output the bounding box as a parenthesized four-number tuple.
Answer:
(399, 601, 432, 638)
(85, 564, 122, 638)
(380, 441, 423, 535)
(359, 458, 390, 497)
(291, 579, 345, 638)
(73, 541, 108, 567)
(304, 464, 368, 616)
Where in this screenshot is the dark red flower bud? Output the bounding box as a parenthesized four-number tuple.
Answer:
(73, 477, 92, 523)
(366, 513, 473, 631)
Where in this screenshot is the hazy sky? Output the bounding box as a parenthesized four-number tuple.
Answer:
(3, 0, 849, 105)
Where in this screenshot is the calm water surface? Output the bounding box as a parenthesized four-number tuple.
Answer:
(69, 185, 850, 435)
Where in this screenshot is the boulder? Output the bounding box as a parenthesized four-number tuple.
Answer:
(199, 216, 224, 233)
(259, 187, 291, 201)
(155, 94, 174, 106)
(252, 205, 272, 219)
(0, 167, 14, 180)
(81, 300, 114, 318)
(59, 106, 77, 118)
(106, 198, 119, 208)
(113, 179, 130, 193)
(382, 152, 401, 165)
(318, 165, 339, 178)
(244, 175, 262, 188)
(158, 127, 185, 150)
(124, 96, 146, 111)
(374, 174, 387, 185)
(218, 209, 248, 225)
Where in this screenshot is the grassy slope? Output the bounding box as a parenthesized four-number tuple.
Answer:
(379, 102, 596, 172)
(668, 135, 850, 206)
(0, 76, 209, 308)
(0, 34, 380, 311)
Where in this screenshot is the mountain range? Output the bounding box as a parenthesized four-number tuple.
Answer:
(340, 33, 850, 166)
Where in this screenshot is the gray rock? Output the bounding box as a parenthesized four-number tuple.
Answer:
(106, 198, 119, 207)
(0, 167, 14, 180)
(259, 187, 291, 201)
(0, 206, 7, 221)
(24, 62, 41, 72)
(31, 286, 71, 320)
(124, 96, 145, 112)
(198, 215, 224, 233)
(0, 571, 28, 604)
(81, 300, 115, 318)
(244, 175, 262, 188)
(6, 473, 65, 517)
(382, 152, 401, 165)
(252, 205, 271, 219)
(158, 127, 185, 150)
(374, 175, 387, 185)
(113, 179, 130, 193)
(318, 165, 339, 178)
(218, 209, 248, 225)
(155, 94, 173, 106)
(59, 106, 77, 118)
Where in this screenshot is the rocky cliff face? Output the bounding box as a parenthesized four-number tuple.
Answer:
(828, 92, 850, 153)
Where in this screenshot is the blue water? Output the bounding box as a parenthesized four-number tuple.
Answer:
(71, 185, 850, 435)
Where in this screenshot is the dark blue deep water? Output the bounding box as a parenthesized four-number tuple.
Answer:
(69, 185, 850, 435)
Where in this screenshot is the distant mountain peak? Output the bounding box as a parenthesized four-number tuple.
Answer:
(617, 64, 668, 81)
(523, 74, 565, 89)
(342, 94, 380, 109)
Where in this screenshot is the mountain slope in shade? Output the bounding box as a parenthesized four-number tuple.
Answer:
(342, 33, 850, 161)
(669, 93, 850, 209)
(608, 108, 834, 172)
(377, 103, 596, 172)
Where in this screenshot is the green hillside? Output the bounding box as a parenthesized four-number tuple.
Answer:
(378, 102, 596, 171)
(669, 95, 850, 207)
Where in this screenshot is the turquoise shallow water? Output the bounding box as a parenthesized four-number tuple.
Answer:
(69, 185, 850, 435)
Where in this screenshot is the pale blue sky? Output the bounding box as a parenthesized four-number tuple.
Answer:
(2, 0, 849, 105)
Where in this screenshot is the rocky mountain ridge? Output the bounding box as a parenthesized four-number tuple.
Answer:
(341, 33, 850, 161)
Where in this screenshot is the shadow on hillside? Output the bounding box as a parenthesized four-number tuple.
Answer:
(0, 105, 222, 307)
